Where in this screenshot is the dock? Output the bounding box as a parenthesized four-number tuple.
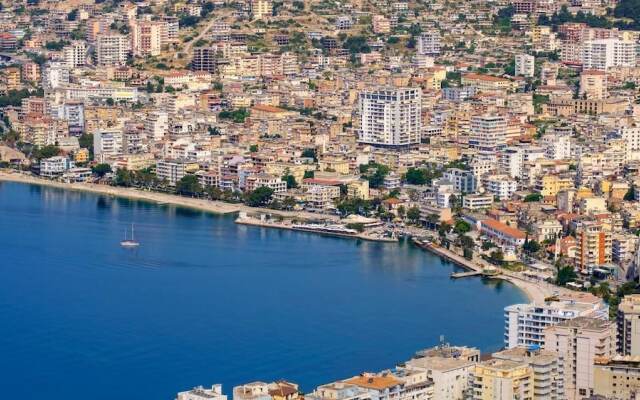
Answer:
(450, 271, 483, 279)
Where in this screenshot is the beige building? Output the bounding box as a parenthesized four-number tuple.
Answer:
(544, 317, 616, 400)
(472, 359, 534, 400)
(617, 294, 640, 356)
(491, 347, 564, 400)
(131, 20, 163, 57)
(403, 351, 476, 400)
(580, 70, 607, 100)
(593, 356, 640, 400)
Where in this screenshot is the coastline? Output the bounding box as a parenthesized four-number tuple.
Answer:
(0, 170, 559, 303)
(412, 238, 562, 303)
(0, 171, 339, 221)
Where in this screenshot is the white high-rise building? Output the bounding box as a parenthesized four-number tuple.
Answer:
(63, 41, 87, 68)
(543, 134, 572, 160)
(515, 54, 535, 78)
(94, 130, 123, 162)
(358, 87, 422, 147)
(96, 34, 130, 66)
(42, 62, 70, 90)
(618, 126, 640, 161)
(504, 295, 608, 349)
(417, 31, 441, 56)
(469, 114, 507, 159)
(145, 111, 169, 140)
(581, 38, 637, 71)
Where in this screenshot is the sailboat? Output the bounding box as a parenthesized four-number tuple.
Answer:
(120, 224, 140, 247)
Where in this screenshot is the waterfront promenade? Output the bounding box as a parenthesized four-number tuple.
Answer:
(0, 171, 339, 221)
(413, 238, 566, 304)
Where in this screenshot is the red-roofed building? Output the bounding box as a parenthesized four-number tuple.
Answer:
(480, 219, 527, 247)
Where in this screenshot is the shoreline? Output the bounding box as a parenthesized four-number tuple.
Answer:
(412, 238, 561, 303)
(0, 171, 339, 221)
(0, 170, 559, 303)
(236, 215, 398, 242)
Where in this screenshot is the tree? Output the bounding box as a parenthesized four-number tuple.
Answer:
(301, 148, 317, 160)
(245, 186, 274, 207)
(404, 167, 427, 185)
(33, 145, 60, 160)
(458, 235, 475, 249)
(397, 205, 406, 219)
(283, 196, 296, 210)
(453, 219, 471, 235)
(303, 170, 315, 179)
(114, 168, 133, 187)
(523, 239, 541, 254)
(407, 206, 421, 223)
(249, 144, 258, 152)
(176, 175, 202, 196)
(92, 163, 112, 177)
(360, 162, 390, 189)
(556, 266, 577, 286)
(282, 174, 298, 189)
(524, 193, 543, 202)
(625, 186, 636, 201)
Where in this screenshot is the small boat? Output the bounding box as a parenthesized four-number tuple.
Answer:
(120, 224, 140, 247)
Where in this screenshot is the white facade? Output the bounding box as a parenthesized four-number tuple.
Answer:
(63, 42, 87, 68)
(581, 39, 637, 71)
(177, 384, 227, 400)
(96, 34, 130, 66)
(515, 54, 535, 78)
(42, 62, 70, 90)
(94, 130, 123, 162)
(358, 87, 422, 147)
(417, 31, 441, 56)
(469, 115, 507, 159)
(145, 111, 169, 140)
(504, 299, 608, 349)
(40, 156, 74, 177)
(483, 174, 517, 200)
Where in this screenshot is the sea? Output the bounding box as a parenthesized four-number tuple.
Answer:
(0, 181, 526, 399)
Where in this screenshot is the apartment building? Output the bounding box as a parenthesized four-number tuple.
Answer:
(131, 20, 163, 56)
(63, 41, 87, 68)
(544, 317, 616, 400)
(469, 115, 507, 159)
(96, 34, 130, 66)
(515, 54, 535, 78)
(417, 31, 441, 56)
(491, 347, 564, 400)
(504, 295, 608, 348)
(581, 38, 637, 70)
(472, 359, 534, 400)
(443, 168, 476, 193)
(576, 221, 612, 271)
(580, 70, 607, 100)
(617, 294, 640, 356)
(483, 175, 517, 200)
(480, 218, 526, 247)
(593, 356, 640, 400)
(40, 156, 74, 177)
(358, 87, 422, 147)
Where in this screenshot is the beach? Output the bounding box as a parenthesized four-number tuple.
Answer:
(0, 171, 339, 221)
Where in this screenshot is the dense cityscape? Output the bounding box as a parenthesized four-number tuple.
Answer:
(4, 0, 640, 397)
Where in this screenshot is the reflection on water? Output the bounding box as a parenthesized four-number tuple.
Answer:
(0, 182, 526, 400)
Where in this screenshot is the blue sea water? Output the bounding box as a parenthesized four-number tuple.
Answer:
(0, 181, 525, 400)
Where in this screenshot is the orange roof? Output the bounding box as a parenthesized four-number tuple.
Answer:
(343, 375, 401, 390)
(481, 218, 526, 239)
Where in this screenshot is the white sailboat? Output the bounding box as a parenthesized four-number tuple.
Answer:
(120, 224, 140, 247)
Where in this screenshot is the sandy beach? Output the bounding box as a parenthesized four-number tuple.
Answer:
(0, 171, 339, 221)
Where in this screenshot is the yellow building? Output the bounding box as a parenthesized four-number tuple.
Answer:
(536, 175, 574, 197)
(74, 148, 90, 163)
(461, 73, 517, 92)
(473, 359, 534, 400)
(3, 67, 21, 90)
(318, 157, 350, 175)
(347, 180, 370, 200)
(594, 357, 640, 400)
